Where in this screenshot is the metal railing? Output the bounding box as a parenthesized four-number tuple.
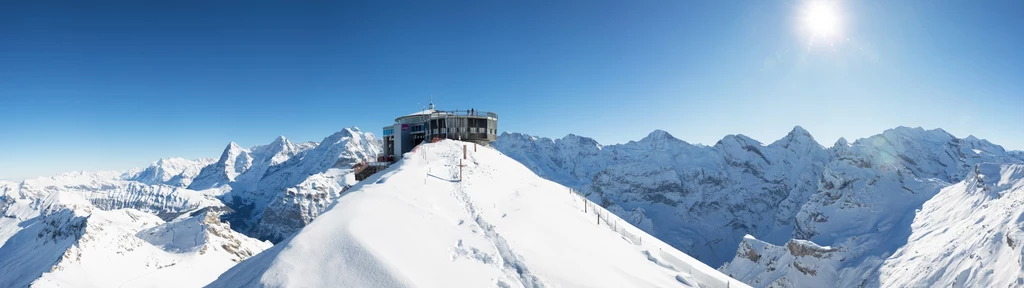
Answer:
(428, 110, 498, 119)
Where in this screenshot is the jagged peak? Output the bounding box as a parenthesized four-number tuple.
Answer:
(768, 125, 821, 150)
(227, 141, 244, 151)
(321, 127, 365, 146)
(790, 125, 811, 137)
(498, 132, 547, 143)
(216, 142, 248, 163)
(886, 126, 954, 140)
(641, 129, 678, 142)
(716, 134, 761, 147)
(834, 137, 849, 147)
(559, 134, 602, 149)
(272, 135, 289, 145)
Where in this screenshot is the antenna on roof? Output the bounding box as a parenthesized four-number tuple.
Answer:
(429, 95, 434, 110)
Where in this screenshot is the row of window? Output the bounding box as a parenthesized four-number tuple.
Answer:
(386, 122, 495, 136)
(427, 119, 492, 129)
(427, 128, 497, 135)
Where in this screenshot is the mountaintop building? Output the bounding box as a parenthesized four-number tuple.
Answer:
(381, 103, 498, 160)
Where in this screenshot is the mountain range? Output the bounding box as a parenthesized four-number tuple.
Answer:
(2, 125, 1023, 287)
(493, 126, 1024, 287)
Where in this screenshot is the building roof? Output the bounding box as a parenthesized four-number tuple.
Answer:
(404, 109, 437, 117)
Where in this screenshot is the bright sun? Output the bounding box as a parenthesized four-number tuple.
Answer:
(802, 1, 841, 41)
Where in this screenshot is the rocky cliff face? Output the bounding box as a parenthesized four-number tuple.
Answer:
(493, 126, 1024, 286)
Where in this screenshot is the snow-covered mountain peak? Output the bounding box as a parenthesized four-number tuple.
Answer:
(833, 137, 849, 148)
(715, 133, 762, 149)
(209, 139, 745, 288)
(639, 129, 685, 144)
(559, 133, 603, 150)
(498, 131, 541, 142)
(789, 125, 811, 136)
(224, 141, 245, 155)
(132, 157, 216, 187)
(770, 126, 820, 150)
(272, 135, 289, 145)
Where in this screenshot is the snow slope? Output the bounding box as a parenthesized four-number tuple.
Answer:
(494, 126, 1024, 287)
(209, 140, 745, 288)
(875, 163, 1024, 287)
(0, 192, 270, 287)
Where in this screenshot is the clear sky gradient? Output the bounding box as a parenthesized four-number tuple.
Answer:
(2, 1, 1022, 180)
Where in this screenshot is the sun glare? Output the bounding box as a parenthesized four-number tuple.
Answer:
(802, 1, 842, 43)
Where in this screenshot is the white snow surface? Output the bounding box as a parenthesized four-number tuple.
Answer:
(875, 163, 1024, 287)
(209, 140, 746, 288)
(0, 192, 270, 288)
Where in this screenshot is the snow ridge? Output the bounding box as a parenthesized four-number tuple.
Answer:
(209, 140, 745, 288)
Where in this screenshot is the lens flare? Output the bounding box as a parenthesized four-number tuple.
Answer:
(801, 1, 843, 45)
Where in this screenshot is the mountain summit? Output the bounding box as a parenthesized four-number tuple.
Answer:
(209, 139, 745, 288)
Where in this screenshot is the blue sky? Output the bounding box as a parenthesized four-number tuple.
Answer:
(1, 1, 1022, 180)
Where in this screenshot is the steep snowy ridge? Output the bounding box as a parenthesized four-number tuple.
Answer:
(493, 126, 1024, 287)
(0, 192, 270, 287)
(875, 163, 1024, 287)
(209, 140, 745, 288)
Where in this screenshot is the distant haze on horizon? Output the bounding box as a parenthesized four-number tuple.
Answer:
(2, 1, 1022, 180)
